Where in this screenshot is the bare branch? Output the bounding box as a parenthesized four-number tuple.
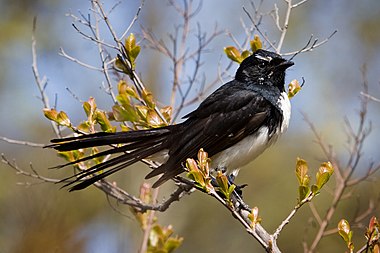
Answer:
(0, 136, 45, 148)
(243, 6, 276, 50)
(360, 92, 380, 103)
(276, 0, 293, 53)
(282, 30, 337, 56)
(273, 193, 316, 241)
(292, 0, 311, 8)
(32, 17, 60, 137)
(59, 47, 103, 71)
(1, 154, 60, 184)
(138, 187, 159, 253)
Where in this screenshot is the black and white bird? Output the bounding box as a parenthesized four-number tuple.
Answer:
(48, 49, 294, 191)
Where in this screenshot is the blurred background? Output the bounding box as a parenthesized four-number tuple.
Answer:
(1, 0, 380, 252)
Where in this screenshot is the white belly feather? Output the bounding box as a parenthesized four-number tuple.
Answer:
(211, 92, 291, 170)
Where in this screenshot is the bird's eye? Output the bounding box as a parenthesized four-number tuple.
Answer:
(258, 62, 266, 69)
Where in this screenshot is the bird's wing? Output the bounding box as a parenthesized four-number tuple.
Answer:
(147, 83, 281, 187)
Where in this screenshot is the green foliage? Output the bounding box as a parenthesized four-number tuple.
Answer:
(295, 158, 311, 201)
(215, 171, 235, 204)
(250, 35, 262, 53)
(287, 79, 302, 99)
(338, 219, 354, 253)
(248, 206, 261, 229)
(315, 162, 334, 190)
(339, 216, 380, 253)
(295, 158, 334, 203)
(124, 33, 141, 69)
(223, 35, 263, 63)
(131, 184, 183, 253)
(44, 83, 171, 168)
(43, 108, 72, 128)
(114, 33, 141, 76)
(113, 80, 171, 129)
(147, 225, 183, 253)
(366, 216, 380, 252)
(57, 150, 84, 164)
(186, 149, 213, 193)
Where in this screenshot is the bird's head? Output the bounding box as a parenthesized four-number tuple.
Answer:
(235, 49, 294, 91)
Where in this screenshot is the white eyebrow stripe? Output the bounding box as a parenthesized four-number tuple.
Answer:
(255, 55, 272, 62)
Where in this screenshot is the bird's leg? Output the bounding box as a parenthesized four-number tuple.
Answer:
(211, 167, 250, 211)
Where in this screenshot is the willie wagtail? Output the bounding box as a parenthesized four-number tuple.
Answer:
(48, 49, 294, 191)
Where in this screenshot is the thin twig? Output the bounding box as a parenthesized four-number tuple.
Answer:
(59, 48, 103, 71)
(32, 17, 60, 137)
(243, 6, 276, 50)
(282, 30, 337, 56)
(360, 92, 380, 103)
(1, 154, 60, 183)
(273, 193, 315, 240)
(139, 187, 159, 253)
(0, 136, 45, 148)
(276, 0, 293, 53)
(119, 0, 145, 40)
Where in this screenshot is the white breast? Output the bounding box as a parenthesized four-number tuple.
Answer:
(211, 92, 291, 170)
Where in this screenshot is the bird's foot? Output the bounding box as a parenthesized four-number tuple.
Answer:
(211, 168, 250, 210)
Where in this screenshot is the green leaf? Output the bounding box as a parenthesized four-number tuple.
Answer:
(295, 157, 310, 187)
(186, 158, 204, 185)
(338, 219, 351, 242)
(130, 45, 141, 61)
(241, 50, 252, 60)
(311, 184, 319, 195)
(287, 79, 302, 98)
(114, 56, 131, 75)
(125, 33, 137, 53)
(43, 108, 58, 121)
(117, 80, 127, 94)
(91, 147, 108, 164)
(216, 171, 228, 191)
(224, 46, 243, 63)
(228, 184, 236, 196)
(146, 110, 165, 128)
(57, 111, 71, 127)
(95, 111, 116, 132)
(248, 206, 261, 228)
(77, 121, 90, 132)
(338, 219, 354, 252)
(197, 148, 210, 176)
(124, 33, 140, 68)
(117, 80, 139, 98)
(135, 105, 148, 121)
(83, 97, 97, 118)
(186, 154, 213, 192)
(112, 104, 138, 122)
(57, 150, 84, 163)
(142, 90, 155, 109)
(250, 35, 262, 52)
(165, 237, 183, 253)
(316, 161, 334, 189)
(298, 185, 310, 201)
(149, 225, 161, 248)
(160, 106, 172, 123)
(116, 93, 131, 108)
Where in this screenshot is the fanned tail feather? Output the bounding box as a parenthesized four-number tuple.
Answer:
(46, 128, 172, 191)
(47, 129, 170, 151)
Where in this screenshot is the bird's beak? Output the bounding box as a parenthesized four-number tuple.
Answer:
(277, 59, 294, 70)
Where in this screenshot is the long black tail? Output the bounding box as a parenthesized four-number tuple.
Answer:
(46, 128, 172, 191)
